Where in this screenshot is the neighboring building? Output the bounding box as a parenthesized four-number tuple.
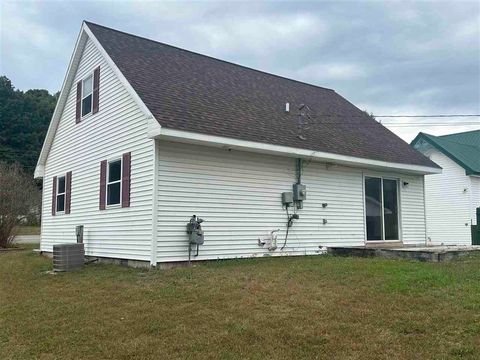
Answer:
(411, 130, 480, 245)
(35, 21, 441, 267)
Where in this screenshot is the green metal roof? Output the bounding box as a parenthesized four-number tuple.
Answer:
(411, 130, 480, 175)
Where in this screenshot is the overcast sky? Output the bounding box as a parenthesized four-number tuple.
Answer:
(1, 0, 479, 142)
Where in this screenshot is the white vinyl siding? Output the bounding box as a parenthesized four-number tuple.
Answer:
(398, 174, 427, 245)
(40, 37, 154, 261)
(155, 141, 427, 263)
(422, 148, 472, 245)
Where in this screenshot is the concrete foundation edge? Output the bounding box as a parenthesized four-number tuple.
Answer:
(39, 250, 328, 269)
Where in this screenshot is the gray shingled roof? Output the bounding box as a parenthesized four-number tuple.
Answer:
(86, 21, 439, 169)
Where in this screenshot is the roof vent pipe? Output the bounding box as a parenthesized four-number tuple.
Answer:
(285, 102, 290, 112)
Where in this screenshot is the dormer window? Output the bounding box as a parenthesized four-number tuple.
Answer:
(81, 74, 93, 117)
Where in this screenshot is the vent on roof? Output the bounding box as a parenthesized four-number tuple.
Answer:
(53, 243, 85, 272)
(285, 102, 290, 112)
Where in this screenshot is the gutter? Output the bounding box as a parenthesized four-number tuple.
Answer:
(151, 127, 442, 175)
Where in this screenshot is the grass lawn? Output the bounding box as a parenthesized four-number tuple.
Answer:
(1, 246, 480, 359)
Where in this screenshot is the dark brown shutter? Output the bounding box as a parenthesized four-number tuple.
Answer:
(51, 176, 57, 216)
(121, 152, 131, 208)
(99, 160, 107, 210)
(75, 81, 82, 123)
(65, 171, 72, 214)
(92, 66, 100, 114)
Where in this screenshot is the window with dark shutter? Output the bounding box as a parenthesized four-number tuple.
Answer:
(75, 82, 82, 123)
(99, 160, 107, 210)
(77, 67, 99, 122)
(93, 66, 100, 114)
(51, 176, 57, 216)
(81, 75, 93, 117)
(107, 159, 122, 206)
(121, 152, 131, 208)
(56, 176, 66, 213)
(100, 154, 131, 209)
(65, 171, 72, 214)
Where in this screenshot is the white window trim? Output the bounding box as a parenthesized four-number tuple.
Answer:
(363, 174, 402, 242)
(81, 73, 94, 118)
(56, 174, 67, 214)
(106, 157, 122, 208)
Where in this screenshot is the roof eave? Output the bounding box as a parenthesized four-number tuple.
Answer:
(154, 128, 442, 175)
(34, 23, 89, 179)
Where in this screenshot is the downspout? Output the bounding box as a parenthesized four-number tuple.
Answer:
(281, 158, 303, 250)
(39, 172, 46, 251)
(296, 158, 302, 184)
(423, 175, 428, 246)
(295, 158, 304, 209)
(150, 138, 159, 267)
(468, 176, 474, 235)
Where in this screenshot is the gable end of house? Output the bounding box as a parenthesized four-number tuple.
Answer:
(34, 21, 157, 179)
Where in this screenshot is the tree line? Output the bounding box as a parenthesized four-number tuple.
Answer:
(0, 76, 56, 245)
(0, 76, 58, 173)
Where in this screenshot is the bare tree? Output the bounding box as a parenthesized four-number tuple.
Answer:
(0, 162, 41, 247)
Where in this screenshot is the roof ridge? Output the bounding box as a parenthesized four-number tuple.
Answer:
(421, 131, 479, 148)
(438, 129, 480, 138)
(83, 20, 336, 93)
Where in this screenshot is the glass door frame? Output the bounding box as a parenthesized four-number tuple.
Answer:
(363, 174, 402, 243)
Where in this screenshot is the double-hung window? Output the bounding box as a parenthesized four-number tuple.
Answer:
(365, 177, 400, 241)
(81, 75, 93, 117)
(56, 175, 66, 213)
(107, 159, 122, 206)
(99, 153, 130, 210)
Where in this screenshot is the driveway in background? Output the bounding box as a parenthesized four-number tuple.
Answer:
(14, 235, 40, 244)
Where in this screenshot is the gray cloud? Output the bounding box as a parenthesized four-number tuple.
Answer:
(1, 0, 479, 141)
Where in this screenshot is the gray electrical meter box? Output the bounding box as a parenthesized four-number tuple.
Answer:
(293, 183, 307, 201)
(282, 192, 293, 205)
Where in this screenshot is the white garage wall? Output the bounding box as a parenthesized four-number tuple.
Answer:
(422, 149, 472, 245)
(40, 37, 154, 261)
(155, 141, 426, 263)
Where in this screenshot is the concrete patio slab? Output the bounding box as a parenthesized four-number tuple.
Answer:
(328, 245, 480, 262)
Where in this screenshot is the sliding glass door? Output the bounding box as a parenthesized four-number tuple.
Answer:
(365, 177, 383, 240)
(365, 177, 399, 241)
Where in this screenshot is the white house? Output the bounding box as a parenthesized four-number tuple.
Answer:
(412, 131, 480, 245)
(35, 21, 441, 267)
